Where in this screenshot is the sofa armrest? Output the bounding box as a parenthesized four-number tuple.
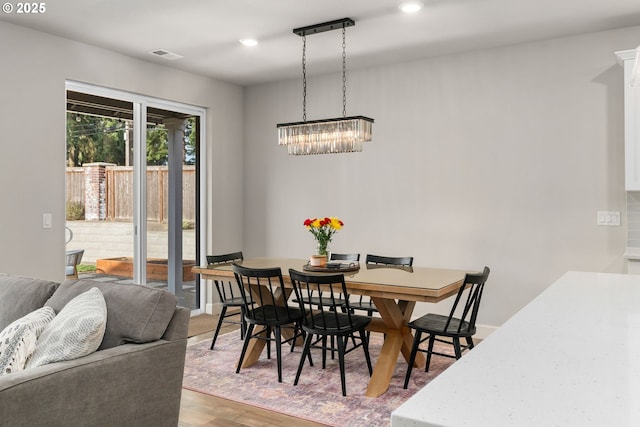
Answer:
(162, 305, 190, 341)
(0, 338, 187, 427)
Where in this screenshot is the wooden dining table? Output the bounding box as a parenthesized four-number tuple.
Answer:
(193, 257, 467, 397)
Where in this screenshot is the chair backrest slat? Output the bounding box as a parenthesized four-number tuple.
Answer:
(444, 266, 490, 333)
(233, 263, 293, 322)
(330, 253, 360, 261)
(289, 269, 355, 332)
(366, 254, 413, 266)
(207, 252, 243, 301)
(207, 251, 243, 265)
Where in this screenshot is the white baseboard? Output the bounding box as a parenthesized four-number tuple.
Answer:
(474, 324, 498, 340)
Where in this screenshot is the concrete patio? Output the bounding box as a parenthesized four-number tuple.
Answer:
(65, 220, 196, 263)
(68, 220, 198, 310)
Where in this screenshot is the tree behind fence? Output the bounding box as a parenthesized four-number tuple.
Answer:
(66, 165, 196, 223)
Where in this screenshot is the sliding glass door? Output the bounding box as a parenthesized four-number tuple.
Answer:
(65, 81, 206, 311)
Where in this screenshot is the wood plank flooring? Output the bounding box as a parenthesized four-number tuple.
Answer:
(179, 323, 325, 427)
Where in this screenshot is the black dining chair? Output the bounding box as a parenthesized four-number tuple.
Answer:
(232, 263, 305, 383)
(206, 251, 246, 350)
(289, 269, 372, 396)
(403, 266, 490, 389)
(290, 253, 360, 359)
(347, 254, 414, 316)
(366, 254, 414, 267)
(330, 252, 360, 263)
(292, 253, 358, 310)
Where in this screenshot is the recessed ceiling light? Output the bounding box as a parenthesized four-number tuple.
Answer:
(399, 1, 423, 13)
(240, 38, 258, 47)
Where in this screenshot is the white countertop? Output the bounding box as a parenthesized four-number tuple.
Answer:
(391, 271, 640, 427)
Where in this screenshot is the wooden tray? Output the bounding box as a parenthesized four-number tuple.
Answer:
(302, 262, 360, 273)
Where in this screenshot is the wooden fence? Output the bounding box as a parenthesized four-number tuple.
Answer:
(66, 165, 196, 222)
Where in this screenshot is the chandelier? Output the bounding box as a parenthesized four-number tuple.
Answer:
(277, 18, 374, 155)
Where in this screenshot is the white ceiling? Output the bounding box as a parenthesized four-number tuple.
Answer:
(2, 0, 640, 86)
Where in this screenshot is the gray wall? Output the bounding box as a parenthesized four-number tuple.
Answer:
(2, 17, 639, 330)
(0, 21, 244, 281)
(243, 26, 640, 328)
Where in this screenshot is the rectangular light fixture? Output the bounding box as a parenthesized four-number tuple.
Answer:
(277, 116, 374, 155)
(277, 18, 374, 155)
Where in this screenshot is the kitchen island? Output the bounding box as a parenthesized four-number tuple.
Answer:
(392, 271, 640, 427)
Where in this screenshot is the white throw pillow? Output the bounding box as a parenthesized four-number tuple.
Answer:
(26, 287, 107, 369)
(17, 306, 56, 336)
(0, 306, 56, 375)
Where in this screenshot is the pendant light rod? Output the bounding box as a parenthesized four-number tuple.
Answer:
(293, 18, 355, 37)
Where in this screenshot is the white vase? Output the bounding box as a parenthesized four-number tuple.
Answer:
(309, 254, 327, 267)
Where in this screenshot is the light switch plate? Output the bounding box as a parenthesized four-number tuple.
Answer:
(596, 211, 620, 226)
(42, 213, 52, 229)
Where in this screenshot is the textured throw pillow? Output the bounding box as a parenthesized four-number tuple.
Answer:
(0, 324, 35, 375)
(0, 306, 56, 375)
(17, 306, 56, 336)
(26, 287, 107, 369)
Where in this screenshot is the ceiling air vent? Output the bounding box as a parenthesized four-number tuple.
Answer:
(149, 49, 183, 60)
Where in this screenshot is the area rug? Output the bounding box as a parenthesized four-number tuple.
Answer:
(182, 332, 456, 427)
(187, 314, 217, 338)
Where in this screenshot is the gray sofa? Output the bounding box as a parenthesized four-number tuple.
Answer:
(0, 273, 190, 427)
